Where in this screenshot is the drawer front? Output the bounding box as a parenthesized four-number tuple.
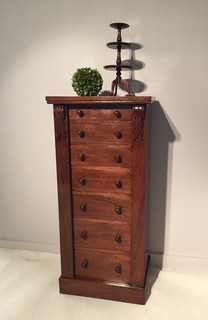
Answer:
(69, 109, 132, 121)
(74, 220, 131, 252)
(75, 249, 131, 283)
(71, 144, 132, 168)
(73, 194, 131, 223)
(72, 168, 131, 194)
(70, 123, 132, 144)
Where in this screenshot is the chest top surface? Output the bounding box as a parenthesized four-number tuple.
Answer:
(46, 96, 152, 108)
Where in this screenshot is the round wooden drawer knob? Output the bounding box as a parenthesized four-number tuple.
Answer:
(80, 204, 87, 212)
(115, 265, 122, 274)
(79, 178, 86, 185)
(115, 206, 122, 215)
(77, 109, 84, 118)
(115, 154, 122, 163)
(78, 153, 86, 161)
(81, 259, 88, 269)
(78, 130, 85, 138)
(80, 231, 88, 240)
(115, 132, 122, 139)
(115, 180, 122, 189)
(114, 111, 121, 118)
(115, 234, 122, 243)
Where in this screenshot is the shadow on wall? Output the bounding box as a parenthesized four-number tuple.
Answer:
(119, 42, 147, 94)
(147, 101, 180, 269)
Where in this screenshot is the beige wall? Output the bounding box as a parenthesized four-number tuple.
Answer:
(1, 0, 208, 270)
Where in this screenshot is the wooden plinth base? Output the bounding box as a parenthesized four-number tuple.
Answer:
(59, 256, 150, 304)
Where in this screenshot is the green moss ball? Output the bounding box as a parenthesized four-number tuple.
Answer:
(72, 67, 103, 96)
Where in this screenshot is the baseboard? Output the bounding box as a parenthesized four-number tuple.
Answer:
(1, 240, 208, 272)
(150, 252, 208, 272)
(0, 239, 60, 254)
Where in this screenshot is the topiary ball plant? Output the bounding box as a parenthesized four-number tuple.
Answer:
(72, 67, 103, 96)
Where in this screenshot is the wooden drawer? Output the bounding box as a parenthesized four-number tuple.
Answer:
(72, 168, 131, 194)
(75, 249, 131, 283)
(71, 144, 132, 168)
(70, 122, 132, 144)
(73, 193, 131, 223)
(69, 109, 132, 121)
(74, 220, 131, 252)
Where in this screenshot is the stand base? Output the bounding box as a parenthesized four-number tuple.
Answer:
(111, 77, 134, 96)
(59, 255, 150, 304)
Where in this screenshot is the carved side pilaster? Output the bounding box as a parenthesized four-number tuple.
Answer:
(133, 105, 146, 141)
(53, 106, 67, 141)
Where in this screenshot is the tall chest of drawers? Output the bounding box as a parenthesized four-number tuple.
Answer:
(46, 96, 152, 304)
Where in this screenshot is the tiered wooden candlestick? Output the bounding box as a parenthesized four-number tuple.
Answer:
(104, 22, 134, 96)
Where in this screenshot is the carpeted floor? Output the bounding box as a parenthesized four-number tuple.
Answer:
(0, 248, 207, 320)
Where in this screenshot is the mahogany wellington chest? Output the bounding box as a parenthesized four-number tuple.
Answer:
(46, 96, 152, 304)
